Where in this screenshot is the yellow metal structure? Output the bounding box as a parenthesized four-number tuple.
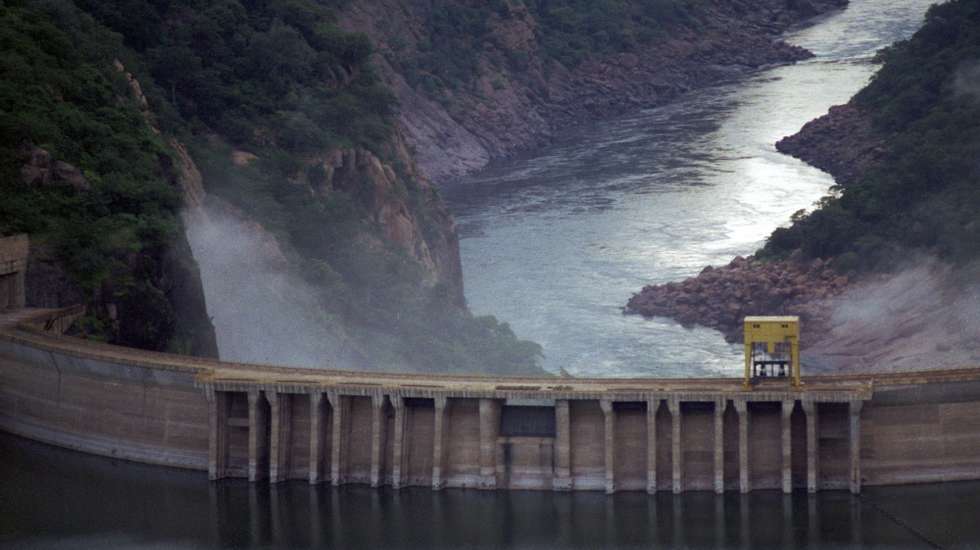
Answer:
(743, 316, 800, 388)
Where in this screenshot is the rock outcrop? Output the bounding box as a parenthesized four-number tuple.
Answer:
(626, 256, 849, 344)
(775, 104, 885, 186)
(340, 0, 848, 181)
(18, 145, 90, 192)
(311, 132, 463, 304)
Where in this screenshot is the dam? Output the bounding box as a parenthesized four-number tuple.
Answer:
(2, 237, 978, 496)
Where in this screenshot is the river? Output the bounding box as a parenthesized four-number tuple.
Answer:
(7, 1, 972, 549)
(444, 0, 934, 378)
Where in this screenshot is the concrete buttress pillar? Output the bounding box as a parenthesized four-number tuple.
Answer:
(309, 392, 324, 484)
(392, 397, 407, 489)
(326, 393, 345, 485)
(432, 396, 448, 490)
(849, 400, 863, 495)
(12, 270, 25, 308)
(735, 400, 749, 493)
(802, 400, 818, 493)
(479, 398, 500, 489)
(248, 390, 268, 482)
(205, 387, 228, 481)
(714, 399, 725, 494)
(646, 399, 658, 494)
(782, 400, 793, 494)
(554, 400, 572, 491)
(600, 400, 615, 494)
(668, 399, 681, 494)
(370, 395, 386, 487)
(268, 392, 292, 483)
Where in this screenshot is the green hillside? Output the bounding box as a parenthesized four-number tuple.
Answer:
(0, 0, 542, 373)
(764, 0, 980, 268)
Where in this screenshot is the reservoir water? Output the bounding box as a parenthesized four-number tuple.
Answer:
(4, 433, 980, 548)
(5, 1, 973, 549)
(445, 0, 934, 378)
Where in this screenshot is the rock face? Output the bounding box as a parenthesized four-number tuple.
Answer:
(311, 132, 463, 304)
(340, 0, 847, 181)
(626, 256, 849, 344)
(119, 61, 219, 357)
(18, 145, 90, 192)
(155, 140, 219, 357)
(182, 134, 464, 370)
(775, 104, 885, 186)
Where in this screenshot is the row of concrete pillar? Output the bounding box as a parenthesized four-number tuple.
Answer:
(564, 398, 862, 495)
(205, 389, 863, 494)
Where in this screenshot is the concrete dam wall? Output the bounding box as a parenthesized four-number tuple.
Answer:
(2, 307, 980, 495)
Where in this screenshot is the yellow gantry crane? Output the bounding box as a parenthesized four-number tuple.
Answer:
(743, 316, 800, 389)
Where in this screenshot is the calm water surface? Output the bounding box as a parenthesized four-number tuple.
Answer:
(445, 0, 934, 378)
(3, 433, 980, 549)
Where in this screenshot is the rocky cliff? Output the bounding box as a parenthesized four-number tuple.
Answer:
(340, 0, 847, 181)
(310, 132, 464, 305)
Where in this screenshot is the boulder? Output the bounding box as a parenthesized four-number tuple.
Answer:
(18, 145, 90, 192)
(625, 257, 850, 344)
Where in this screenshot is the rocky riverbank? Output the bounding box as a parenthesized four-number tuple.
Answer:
(627, 0, 980, 376)
(623, 92, 868, 349)
(624, 254, 978, 373)
(341, 0, 848, 181)
(775, 103, 884, 186)
(625, 256, 849, 345)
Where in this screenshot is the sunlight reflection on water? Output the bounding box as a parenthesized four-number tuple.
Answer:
(445, 0, 934, 378)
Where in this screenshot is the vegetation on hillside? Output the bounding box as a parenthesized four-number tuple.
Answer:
(392, 0, 697, 94)
(0, 0, 542, 373)
(762, 0, 980, 269)
(530, 0, 697, 66)
(0, 2, 188, 349)
(74, 0, 395, 157)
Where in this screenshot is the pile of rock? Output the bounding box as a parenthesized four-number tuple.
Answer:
(625, 256, 849, 344)
(775, 104, 885, 187)
(18, 145, 89, 192)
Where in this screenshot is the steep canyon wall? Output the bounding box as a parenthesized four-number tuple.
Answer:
(340, 0, 848, 181)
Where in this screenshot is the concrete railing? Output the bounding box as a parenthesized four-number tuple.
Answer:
(1, 312, 979, 494)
